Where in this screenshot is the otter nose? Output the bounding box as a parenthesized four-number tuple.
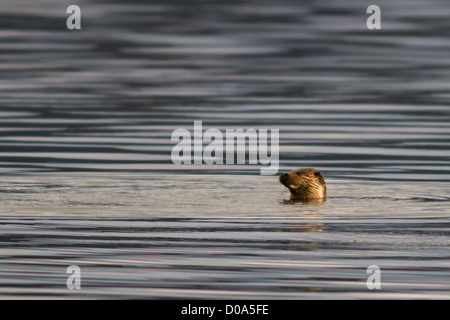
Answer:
(279, 173, 288, 182)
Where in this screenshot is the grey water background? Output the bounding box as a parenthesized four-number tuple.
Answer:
(0, 0, 450, 299)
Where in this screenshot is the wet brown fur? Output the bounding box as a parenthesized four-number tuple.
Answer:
(279, 168, 326, 200)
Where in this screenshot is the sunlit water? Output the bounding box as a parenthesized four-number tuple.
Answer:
(0, 0, 449, 299)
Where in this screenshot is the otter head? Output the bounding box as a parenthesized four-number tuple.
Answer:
(279, 168, 326, 200)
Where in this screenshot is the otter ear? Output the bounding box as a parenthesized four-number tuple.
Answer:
(314, 171, 325, 184)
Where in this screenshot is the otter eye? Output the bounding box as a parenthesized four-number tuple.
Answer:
(314, 171, 320, 176)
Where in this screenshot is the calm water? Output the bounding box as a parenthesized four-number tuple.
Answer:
(0, 0, 450, 299)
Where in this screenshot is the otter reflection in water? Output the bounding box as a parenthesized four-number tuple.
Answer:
(279, 168, 326, 202)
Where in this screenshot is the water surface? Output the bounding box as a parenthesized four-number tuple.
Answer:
(0, 0, 449, 299)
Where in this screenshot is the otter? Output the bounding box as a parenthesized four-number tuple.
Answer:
(279, 168, 326, 200)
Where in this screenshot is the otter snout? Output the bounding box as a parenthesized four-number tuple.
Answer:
(279, 173, 289, 184)
(279, 168, 326, 200)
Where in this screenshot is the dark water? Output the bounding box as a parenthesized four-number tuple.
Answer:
(0, 0, 449, 299)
